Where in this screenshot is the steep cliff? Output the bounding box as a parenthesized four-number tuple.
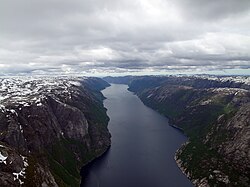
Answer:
(0, 76, 111, 186)
(124, 75, 250, 186)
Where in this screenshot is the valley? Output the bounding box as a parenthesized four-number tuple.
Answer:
(105, 75, 250, 186)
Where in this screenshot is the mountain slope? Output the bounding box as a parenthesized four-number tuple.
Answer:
(0, 76, 111, 187)
(115, 75, 250, 187)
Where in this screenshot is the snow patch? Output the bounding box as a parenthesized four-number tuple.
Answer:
(0, 76, 87, 108)
(200, 99, 212, 105)
(0, 151, 7, 164)
(13, 156, 29, 185)
(69, 81, 81, 86)
(10, 109, 18, 116)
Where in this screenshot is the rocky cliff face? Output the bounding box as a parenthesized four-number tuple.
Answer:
(124, 75, 250, 187)
(0, 76, 111, 186)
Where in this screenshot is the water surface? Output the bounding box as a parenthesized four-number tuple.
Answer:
(81, 84, 193, 187)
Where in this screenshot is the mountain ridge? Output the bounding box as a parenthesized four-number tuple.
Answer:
(0, 76, 111, 186)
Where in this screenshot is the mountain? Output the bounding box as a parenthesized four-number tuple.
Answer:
(106, 75, 250, 187)
(103, 76, 135, 85)
(0, 76, 111, 186)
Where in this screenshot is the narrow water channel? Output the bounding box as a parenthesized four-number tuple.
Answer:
(81, 84, 193, 187)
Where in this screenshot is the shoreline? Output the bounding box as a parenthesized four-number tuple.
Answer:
(169, 124, 184, 132)
(80, 145, 111, 185)
(174, 142, 193, 184)
(174, 142, 210, 187)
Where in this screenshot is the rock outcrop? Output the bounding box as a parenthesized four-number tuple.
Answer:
(0, 76, 111, 186)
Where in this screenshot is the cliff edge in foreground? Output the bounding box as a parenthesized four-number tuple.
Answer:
(0, 76, 111, 186)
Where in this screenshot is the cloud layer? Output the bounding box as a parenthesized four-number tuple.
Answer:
(1, 0, 250, 75)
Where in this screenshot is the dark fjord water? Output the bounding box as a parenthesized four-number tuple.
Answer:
(81, 84, 193, 187)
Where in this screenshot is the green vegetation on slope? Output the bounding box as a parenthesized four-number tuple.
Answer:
(134, 84, 249, 186)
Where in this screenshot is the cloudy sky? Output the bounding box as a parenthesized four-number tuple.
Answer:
(1, 0, 250, 76)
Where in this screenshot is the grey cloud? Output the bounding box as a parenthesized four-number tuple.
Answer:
(0, 0, 250, 75)
(176, 0, 250, 20)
